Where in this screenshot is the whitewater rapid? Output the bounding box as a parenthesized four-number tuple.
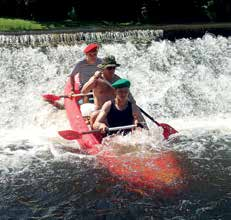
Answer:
(0, 31, 231, 219)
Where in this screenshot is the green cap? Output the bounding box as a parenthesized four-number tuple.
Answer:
(112, 78, 131, 88)
(97, 55, 120, 69)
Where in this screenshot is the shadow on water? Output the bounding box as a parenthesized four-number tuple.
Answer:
(0, 160, 153, 219)
(0, 134, 230, 219)
(167, 132, 231, 220)
(0, 139, 188, 220)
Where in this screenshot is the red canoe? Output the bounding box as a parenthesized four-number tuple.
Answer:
(63, 76, 184, 193)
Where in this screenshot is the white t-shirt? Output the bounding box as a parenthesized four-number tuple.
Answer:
(70, 58, 102, 88)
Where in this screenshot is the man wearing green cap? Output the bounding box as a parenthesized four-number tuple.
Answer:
(81, 55, 138, 127)
(93, 78, 141, 134)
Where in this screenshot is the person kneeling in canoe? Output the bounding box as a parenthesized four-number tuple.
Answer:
(93, 79, 141, 135)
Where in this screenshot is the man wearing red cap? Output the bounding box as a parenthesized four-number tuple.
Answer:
(69, 43, 102, 95)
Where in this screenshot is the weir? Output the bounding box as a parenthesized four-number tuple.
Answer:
(0, 29, 163, 47)
(1, 23, 231, 46)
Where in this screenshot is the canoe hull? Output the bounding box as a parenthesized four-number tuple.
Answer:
(64, 76, 184, 193)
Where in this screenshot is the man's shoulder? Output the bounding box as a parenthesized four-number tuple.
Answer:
(78, 58, 101, 66)
(76, 59, 87, 65)
(112, 74, 121, 82)
(102, 100, 112, 109)
(95, 58, 102, 65)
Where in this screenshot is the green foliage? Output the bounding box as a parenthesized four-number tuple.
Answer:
(0, 0, 230, 28)
(0, 18, 45, 31)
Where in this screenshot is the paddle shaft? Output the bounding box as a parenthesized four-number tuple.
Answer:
(61, 92, 93, 98)
(81, 124, 137, 135)
(58, 124, 137, 140)
(42, 92, 93, 103)
(138, 107, 160, 126)
(138, 106, 178, 139)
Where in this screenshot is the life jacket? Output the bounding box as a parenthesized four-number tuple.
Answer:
(107, 101, 134, 135)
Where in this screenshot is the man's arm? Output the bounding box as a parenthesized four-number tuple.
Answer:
(93, 101, 111, 133)
(70, 74, 76, 93)
(81, 70, 102, 93)
(132, 103, 148, 129)
(69, 63, 81, 93)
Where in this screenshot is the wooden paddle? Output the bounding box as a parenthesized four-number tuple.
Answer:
(138, 107, 178, 139)
(59, 124, 137, 140)
(42, 92, 93, 102)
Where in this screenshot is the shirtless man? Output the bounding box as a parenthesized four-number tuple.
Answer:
(81, 55, 120, 125)
(81, 55, 120, 109)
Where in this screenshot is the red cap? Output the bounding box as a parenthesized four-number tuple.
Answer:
(83, 43, 99, 53)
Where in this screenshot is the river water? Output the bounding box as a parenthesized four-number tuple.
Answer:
(0, 31, 231, 219)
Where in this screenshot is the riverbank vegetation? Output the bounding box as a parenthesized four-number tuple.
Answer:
(0, 18, 147, 31)
(0, 18, 45, 31)
(0, 0, 230, 32)
(0, 18, 80, 31)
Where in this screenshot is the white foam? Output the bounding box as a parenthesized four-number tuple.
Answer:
(0, 33, 231, 169)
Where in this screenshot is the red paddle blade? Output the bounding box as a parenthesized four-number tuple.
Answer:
(58, 130, 82, 140)
(159, 123, 178, 139)
(42, 94, 61, 102)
